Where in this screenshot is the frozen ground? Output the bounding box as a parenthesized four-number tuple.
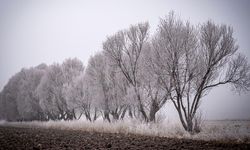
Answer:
(0, 119, 249, 143)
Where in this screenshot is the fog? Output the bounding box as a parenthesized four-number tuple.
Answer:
(0, 0, 250, 120)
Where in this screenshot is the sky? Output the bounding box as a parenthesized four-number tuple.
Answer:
(0, 0, 250, 120)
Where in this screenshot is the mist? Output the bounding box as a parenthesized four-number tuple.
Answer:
(0, 0, 250, 121)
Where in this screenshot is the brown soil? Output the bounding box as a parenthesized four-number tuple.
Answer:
(0, 126, 249, 150)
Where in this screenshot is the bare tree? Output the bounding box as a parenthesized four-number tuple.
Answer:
(103, 22, 150, 121)
(106, 59, 129, 121)
(152, 12, 250, 133)
(61, 58, 85, 120)
(0, 78, 20, 121)
(138, 44, 169, 122)
(36, 64, 65, 120)
(16, 66, 47, 121)
(64, 72, 99, 121)
(85, 53, 112, 122)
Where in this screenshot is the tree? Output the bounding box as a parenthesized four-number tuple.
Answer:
(16, 65, 47, 121)
(0, 71, 23, 121)
(36, 58, 85, 121)
(61, 58, 85, 120)
(103, 22, 150, 121)
(36, 63, 65, 120)
(85, 52, 130, 122)
(104, 56, 129, 121)
(85, 53, 113, 122)
(152, 12, 250, 133)
(0, 64, 48, 121)
(139, 44, 169, 122)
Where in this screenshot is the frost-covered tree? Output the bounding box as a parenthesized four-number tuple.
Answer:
(1, 70, 24, 121)
(36, 58, 84, 120)
(152, 12, 250, 133)
(103, 22, 150, 121)
(85, 52, 130, 122)
(85, 53, 112, 122)
(36, 63, 64, 120)
(0, 64, 48, 121)
(16, 65, 47, 121)
(138, 44, 169, 122)
(71, 73, 100, 121)
(63, 74, 86, 120)
(104, 56, 129, 121)
(61, 58, 85, 119)
(0, 58, 85, 121)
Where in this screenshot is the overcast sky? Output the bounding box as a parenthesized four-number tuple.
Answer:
(0, 0, 249, 120)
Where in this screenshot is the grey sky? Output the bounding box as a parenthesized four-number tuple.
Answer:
(0, 0, 250, 120)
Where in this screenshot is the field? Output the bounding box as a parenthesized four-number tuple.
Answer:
(0, 120, 250, 149)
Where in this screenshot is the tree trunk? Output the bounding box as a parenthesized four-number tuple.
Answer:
(136, 91, 148, 122)
(128, 106, 133, 118)
(121, 106, 127, 119)
(84, 109, 91, 122)
(186, 117, 194, 133)
(176, 108, 188, 131)
(104, 110, 111, 122)
(111, 112, 119, 120)
(93, 108, 98, 121)
(149, 100, 159, 122)
(149, 108, 157, 122)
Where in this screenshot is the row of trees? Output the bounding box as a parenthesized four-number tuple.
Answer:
(0, 59, 84, 121)
(1, 13, 249, 133)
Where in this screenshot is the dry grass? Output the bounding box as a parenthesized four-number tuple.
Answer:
(1, 119, 249, 142)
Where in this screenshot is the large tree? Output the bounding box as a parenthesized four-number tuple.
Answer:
(85, 53, 112, 122)
(16, 65, 47, 121)
(36, 63, 66, 120)
(0, 73, 21, 121)
(139, 44, 169, 122)
(36, 58, 84, 120)
(103, 22, 151, 121)
(61, 58, 85, 120)
(0, 64, 47, 121)
(152, 13, 250, 133)
(85, 52, 128, 122)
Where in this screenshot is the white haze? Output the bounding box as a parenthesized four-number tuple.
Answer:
(0, 0, 250, 120)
